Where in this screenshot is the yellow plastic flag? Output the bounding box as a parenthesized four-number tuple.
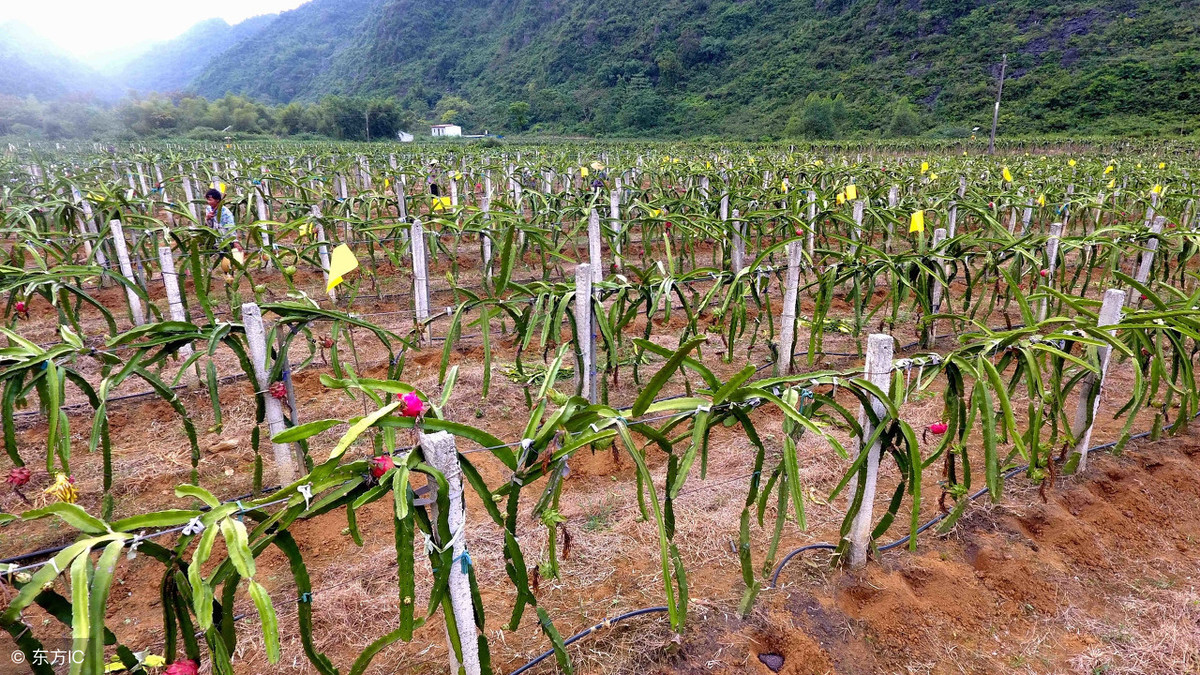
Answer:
(845, 184, 858, 200)
(1159, 162, 1166, 169)
(928, 172, 938, 181)
(1104, 165, 1114, 174)
(1152, 184, 1162, 195)
(649, 208, 662, 218)
(706, 161, 712, 169)
(384, 177, 391, 190)
(1107, 178, 1116, 189)
(921, 161, 929, 173)
(1068, 159, 1077, 167)
(1037, 194, 1046, 207)
(432, 196, 452, 211)
(836, 192, 846, 205)
(298, 221, 312, 237)
(1002, 167, 1013, 182)
(580, 166, 589, 177)
(327, 244, 359, 292)
(909, 210, 925, 233)
(781, 179, 790, 194)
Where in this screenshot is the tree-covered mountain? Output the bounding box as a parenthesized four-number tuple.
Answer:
(106, 16, 278, 94)
(191, 0, 376, 103)
(186, 0, 1200, 137)
(5, 0, 1200, 138)
(0, 22, 122, 101)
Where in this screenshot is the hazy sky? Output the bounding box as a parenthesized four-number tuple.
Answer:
(5, 0, 308, 63)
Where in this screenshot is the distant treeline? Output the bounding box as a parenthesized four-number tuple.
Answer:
(0, 93, 422, 142)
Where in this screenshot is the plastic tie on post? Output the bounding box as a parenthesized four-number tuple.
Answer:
(695, 403, 712, 414)
(458, 550, 472, 574)
(298, 592, 312, 604)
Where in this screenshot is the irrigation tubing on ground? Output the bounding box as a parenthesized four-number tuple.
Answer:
(507, 607, 671, 675)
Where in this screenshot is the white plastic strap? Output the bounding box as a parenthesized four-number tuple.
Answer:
(298, 483, 314, 510)
(183, 517, 205, 537)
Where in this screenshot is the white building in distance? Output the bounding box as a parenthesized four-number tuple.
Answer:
(431, 124, 462, 137)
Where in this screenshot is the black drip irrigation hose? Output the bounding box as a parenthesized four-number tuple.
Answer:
(508, 607, 670, 675)
(768, 425, 1164, 589)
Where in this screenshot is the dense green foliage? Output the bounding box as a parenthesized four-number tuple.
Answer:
(194, 0, 1200, 137)
(3, 0, 1200, 139)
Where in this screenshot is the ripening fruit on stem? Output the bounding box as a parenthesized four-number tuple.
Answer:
(321, 336, 334, 349)
(369, 455, 395, 479)
(6, 467, 32, 486)
(923, 421, 948, 442)
(165, 660, 199, 675)
(1039, 269, 1048, 277)
(400, 391, 424, 417)
(268, 381, 288, 400)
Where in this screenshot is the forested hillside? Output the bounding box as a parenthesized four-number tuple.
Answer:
(4, 0, 1199, 138)
(107, 16, 278, 93)
(188, 0, 1200, 136)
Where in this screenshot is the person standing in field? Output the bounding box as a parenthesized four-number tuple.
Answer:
(205, 189, 244, 254)
(204, 188, 244, 269)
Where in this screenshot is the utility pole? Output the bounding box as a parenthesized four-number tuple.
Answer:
(988, 53, 1007, 155)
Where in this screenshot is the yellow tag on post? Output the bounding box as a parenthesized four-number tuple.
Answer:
(580, 167, 589, 177)
(781, 179, 790, 194)
(433, 196, 452, 211)
(1068, 159, 1077, 167)
(1107, 178, 1116, 189)
(909, 210, 925, 233)
(1002, 167, 1013, 182)
(1037, 194, 1046, 207)
(921, 161, 929, 174)
(845, 184, 857, 200)
(1152, 184, 1162, 195)
(299, 221, 312, 237)
(836, 192, 845, 205)
(649, 208, 662, 218)
(1159, 162, 1166, 169)
(928, 172, 938, 181)
(326, 244, 359, 292)
(1104, 165, 1114, 175)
